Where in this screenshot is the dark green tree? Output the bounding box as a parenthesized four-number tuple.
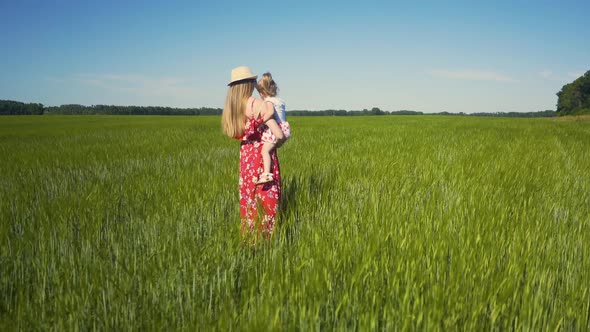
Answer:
(371, 107, 385, 115)
(556, 70, 590, 116)
(0, 100, 44, 115)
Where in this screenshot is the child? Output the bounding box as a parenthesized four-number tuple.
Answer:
(256, 72, 291, 184)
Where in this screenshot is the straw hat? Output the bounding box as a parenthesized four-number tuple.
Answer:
(228, 66, 257, 86)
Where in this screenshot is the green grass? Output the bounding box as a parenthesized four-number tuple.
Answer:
(1, 115, 589, 330)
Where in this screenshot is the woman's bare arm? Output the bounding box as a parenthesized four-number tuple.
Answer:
(261, 101, 284, 141)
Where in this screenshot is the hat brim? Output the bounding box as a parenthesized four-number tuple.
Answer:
(227, 75, 257, 86)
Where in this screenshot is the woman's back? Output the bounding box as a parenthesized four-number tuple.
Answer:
(241, 97, 264, 141)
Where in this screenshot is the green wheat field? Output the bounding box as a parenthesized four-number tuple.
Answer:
(1, 115, 589, 330)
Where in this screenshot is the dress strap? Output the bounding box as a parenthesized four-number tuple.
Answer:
(246, 97, 257, 120)
(251, 98, 264, 120)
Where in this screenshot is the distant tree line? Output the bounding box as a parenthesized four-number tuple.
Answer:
(288, 108, 555, 117)
(288, 107, 423, 116)
(557, 70, 590, 116)
(469, 110, 556, 118)
(44, 104, 222, 115)
(1, 100, 556, 117)
(0, 100, 44, 115)
(0, 100, 221, 115)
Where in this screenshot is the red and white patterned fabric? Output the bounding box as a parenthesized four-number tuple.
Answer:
(261, 121, 291, 144)
(238, 105, 281, 237)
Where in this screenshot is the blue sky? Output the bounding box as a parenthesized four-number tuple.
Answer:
(1, 0, 589, 113)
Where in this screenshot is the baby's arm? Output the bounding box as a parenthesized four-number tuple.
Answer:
(261, 101, 284, 141)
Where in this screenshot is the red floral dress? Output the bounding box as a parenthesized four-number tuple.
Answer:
(238, 99, 281, 237)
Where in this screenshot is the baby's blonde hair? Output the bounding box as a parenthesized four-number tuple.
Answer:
(222, 79, 255, 138)
(257, 72, 278, 97)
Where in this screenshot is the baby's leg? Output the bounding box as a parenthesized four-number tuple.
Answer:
(261, 141, 275, 174)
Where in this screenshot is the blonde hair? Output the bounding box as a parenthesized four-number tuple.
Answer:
(222, 79, 255, 138)
(256, 72, 278, 97)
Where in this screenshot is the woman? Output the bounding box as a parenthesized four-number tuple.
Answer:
(222, 66, 284, 239)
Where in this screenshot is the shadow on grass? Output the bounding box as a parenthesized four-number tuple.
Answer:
(278, 173, 330, 245)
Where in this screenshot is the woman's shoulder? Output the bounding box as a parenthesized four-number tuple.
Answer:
(247, 97, 271, 119)
(245, 96, 260, 118)
(251, 97, 267, 108)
